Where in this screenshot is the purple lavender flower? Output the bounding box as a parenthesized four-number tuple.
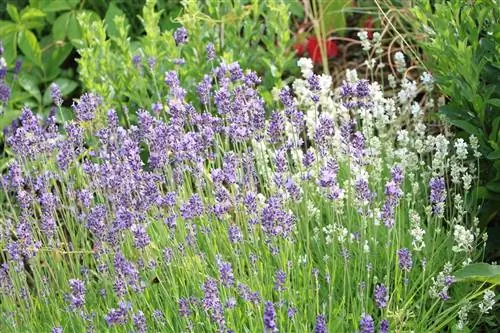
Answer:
(51, 328, 63, 333)
(355, 79, 370, 98)
(68, 279, 85, 309)
(152, 102, 163, 114)
(355, 178, 373, 204)
(302, 150, 315, 168)
(14, 59, 22, 74)
(268, 111, 285, 144)
(130, 224, 150, 249)
(287, 307, 297, 318)
(261, 195, 295, 238)
(50, 83, 63, 106)
(264, 301, 278, 332)
(132, 54, 141, 66)
(274, 270, 286, 291)
(7, 160, 24, 188)
(225, 297, 237, 310)
(0, 82, 11, 103)
(228, 224, 243, 243)
(228, 62, 243, 82)
(279, 86, 295, 109)
(318, 159, 339, 188)
(206, 42, 216, 60)
(175, 56, 187, 66)
(429, 177, 446, 216)
(374, 284, 388, 308)
(315, 314, 327, 333)
(176, 298, 193, 319)
(381, 165, 404, 228)
(237, 283, 261, 305)
(105, 301, 130, 326)
(148, 57, 156, 69)
(197, 75, 212, 105)
(133, 310, 147, 333)
(180, 194, 204, 220)
(217, 258, 234, 287)
(0, 264, 13, 296)
(380, 319, 389, 333)
(397, 248, 413, 272)
(72, 93, 102, 122)
(173, 27, 188, 45)
(0, 57, 6, 79)
(244, 71, 261, 86)
(359, 313, 374, 333)
(152, 309, 165, 323)
(86, 205, 106, 239)
(202, 278, 226, 329)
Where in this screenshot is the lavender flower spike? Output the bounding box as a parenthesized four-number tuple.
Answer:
(359, 313, 375, 333)
(315, 314, 327, 333)
(397, 248, 413, 272)
(174, 27, 188, 45)
(264, 301, 278, 332)
(374, 283, 388, 309)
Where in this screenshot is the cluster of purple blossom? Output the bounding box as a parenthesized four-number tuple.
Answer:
(0, 27, 491, 332)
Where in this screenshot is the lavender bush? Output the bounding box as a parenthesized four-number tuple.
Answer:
(0, 39, 497, 332)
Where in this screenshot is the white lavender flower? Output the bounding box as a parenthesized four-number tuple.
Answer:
(478, 290, 496, 314)
(358, 31, 371, 51)
(456, 301, 471, 330)
(297, 58, 313, 78)
(452, 225, 474, 253)
(420, 72, 434, 91)
(469, 135, 481, 158)
(398, 79, 417, 104)
(454, 139, 468, 160)
(394, 51, 406, 73)
(388, 74, 397, 89)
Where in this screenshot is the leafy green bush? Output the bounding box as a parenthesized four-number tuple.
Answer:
(76, 0, 299, 117)
(0, 0, 187, 127)
(0, 1, 99, 119)
(413, 0, 500, 226)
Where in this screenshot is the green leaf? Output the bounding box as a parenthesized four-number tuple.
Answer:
(454, 263, 500, 285)
(70, 10, 100, 48)
(52, 11, 71, 40)
(7, 4, 21, 23)
(18, 73, 42, 103)
(2, 32, 18, 65)
(21, 7, 47, 21)
(104, 2, 128, 38)
(45, 43, 73, 71)
(487, 149, 500, 160)
(487, 98, 500, 107)
(486, 180, 500, 193)
(38, 0, 74, 12)
(288, 0, 305, 19)
(0, 21, 19, 36)
(18, 30, 42, 67)
(447, 119, 483, 137)
(320, 0, 349, 36)
(67, 11, 82, 46)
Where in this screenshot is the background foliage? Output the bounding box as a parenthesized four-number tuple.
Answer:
(412, 0, 500, 258)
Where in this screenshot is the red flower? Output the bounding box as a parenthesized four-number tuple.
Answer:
(295, 42, 306, 56)
(364, 16, 374, 40)
(306, 36, 338, 64)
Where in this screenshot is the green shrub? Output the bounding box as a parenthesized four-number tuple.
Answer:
(76, 0, 300, 119)
(413, 0, 500, 226)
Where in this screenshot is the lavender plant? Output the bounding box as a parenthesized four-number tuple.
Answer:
(0, 40, 496, 332)
(76, 0, 298, 118)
